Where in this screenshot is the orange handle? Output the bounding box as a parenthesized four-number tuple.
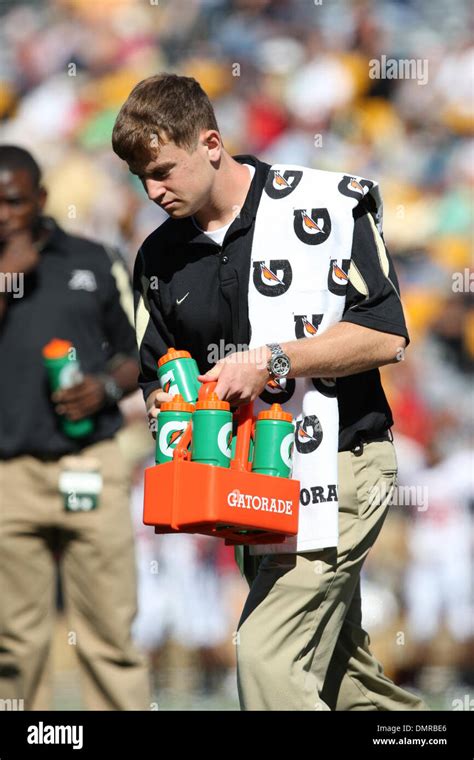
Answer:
(172, 381, 216, 461)
(172, 420, 192, 460)
(199, 381, 254, 471)
(198, 380, 217, 400)
(231, 402, 254, 472)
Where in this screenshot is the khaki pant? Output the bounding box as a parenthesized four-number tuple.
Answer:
(237, 441, 427, 711)
(0, 438, 150, 710)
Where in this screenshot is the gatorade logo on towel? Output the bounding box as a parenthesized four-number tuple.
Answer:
(337, 175, 374, 200)
(295, 415, 323, 454)
(328, 260, 350, 295)
(265, 169, 303, 199)
(252, 261, 292, 297)
(293, 208, 331, 245)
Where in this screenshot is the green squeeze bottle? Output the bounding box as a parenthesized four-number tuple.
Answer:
(157, 347, 201, 403)
(42, 338, 94, 439)
(251, 404, 294, 478)
(191, 392, 232, 468)
(156, 394, 194, 464)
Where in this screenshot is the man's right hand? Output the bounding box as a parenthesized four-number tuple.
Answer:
(146, 389, 173, 428)
(0, 229, 40, 276)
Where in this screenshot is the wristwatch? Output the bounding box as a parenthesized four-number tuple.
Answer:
(99, 374, 124, 406)
(266, 343, 291, 380)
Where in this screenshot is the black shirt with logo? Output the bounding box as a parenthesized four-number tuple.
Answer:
(134, 155, 409, 451)
(0, 221, 137, 459)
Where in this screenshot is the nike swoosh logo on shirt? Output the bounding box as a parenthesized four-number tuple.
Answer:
(176, 292, 190, 305)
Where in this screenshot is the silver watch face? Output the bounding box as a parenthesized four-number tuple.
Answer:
(271, 354, 291, 378)
(105, 379, 122, 401)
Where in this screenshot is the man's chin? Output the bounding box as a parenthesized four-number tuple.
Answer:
(166, 205, 190, 219)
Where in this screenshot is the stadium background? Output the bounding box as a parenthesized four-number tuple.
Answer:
(0, 0, 472, 710)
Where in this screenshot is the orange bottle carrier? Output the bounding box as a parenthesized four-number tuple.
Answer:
(143, 382, 300, 545)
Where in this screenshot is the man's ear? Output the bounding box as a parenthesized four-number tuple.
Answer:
(37, 185, 47, 213)
(203, 130, 222, 163)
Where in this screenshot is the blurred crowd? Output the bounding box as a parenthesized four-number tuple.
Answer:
(0, 0, 472, 707)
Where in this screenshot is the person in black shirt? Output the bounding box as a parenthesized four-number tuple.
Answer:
(112, 74, 426, 711)
(0, 146, 150, 710)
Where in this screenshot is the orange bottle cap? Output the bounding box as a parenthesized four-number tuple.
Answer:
(257, 404, 293, 422)
(157, 347, 192, 368)
(195, 392, 230, 411)
(42, 338, 73, 359)
(160, 394, 195, 413)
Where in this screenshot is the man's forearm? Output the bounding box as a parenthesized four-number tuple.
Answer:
(107, 357, 139, 397)
(198, 321, 407, 406)
(281, 322, 406, 379)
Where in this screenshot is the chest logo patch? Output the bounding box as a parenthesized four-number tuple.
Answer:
(68, 270, 97, 292)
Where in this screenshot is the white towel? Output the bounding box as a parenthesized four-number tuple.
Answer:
(248, 166, 382, 554)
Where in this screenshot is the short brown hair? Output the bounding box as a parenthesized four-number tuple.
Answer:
(112, 73, 220, 172)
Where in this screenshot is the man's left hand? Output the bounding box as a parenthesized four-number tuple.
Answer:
(198, 347, 270, 406)
(53, 375, 107, 421)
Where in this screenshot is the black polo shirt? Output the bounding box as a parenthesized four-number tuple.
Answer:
(0, 220, 138, 459)
(134, 155, 409, 451)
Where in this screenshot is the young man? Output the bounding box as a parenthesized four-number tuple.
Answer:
(112, 74, 426, 710)
(0, 146, 150, 710)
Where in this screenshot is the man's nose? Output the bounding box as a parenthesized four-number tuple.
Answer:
(144, 179, 166, 203)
